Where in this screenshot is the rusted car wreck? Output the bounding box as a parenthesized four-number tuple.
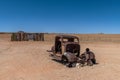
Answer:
(48, 35, 80, 67)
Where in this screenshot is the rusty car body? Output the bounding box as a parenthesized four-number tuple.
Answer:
(49, 35, 80, 65)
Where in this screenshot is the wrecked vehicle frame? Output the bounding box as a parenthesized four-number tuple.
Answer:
(48, 35, 81, 66)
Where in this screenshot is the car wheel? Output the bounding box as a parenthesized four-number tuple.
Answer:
(61, 56, 68, 64)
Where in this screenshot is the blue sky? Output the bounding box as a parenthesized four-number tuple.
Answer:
(0, 0, 120, 33)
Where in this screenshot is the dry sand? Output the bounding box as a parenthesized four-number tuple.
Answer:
(0, 35, 120, 80)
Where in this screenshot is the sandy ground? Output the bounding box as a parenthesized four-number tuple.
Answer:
(0, 39, 120, 80)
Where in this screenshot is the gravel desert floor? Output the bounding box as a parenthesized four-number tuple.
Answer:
(0, 36, 120, 80)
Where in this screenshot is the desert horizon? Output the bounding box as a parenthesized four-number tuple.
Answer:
(0, 33, 120, 80)
(1, 0, 120, 79)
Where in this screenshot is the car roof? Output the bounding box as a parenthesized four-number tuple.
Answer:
(56, 35, 79, 39)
